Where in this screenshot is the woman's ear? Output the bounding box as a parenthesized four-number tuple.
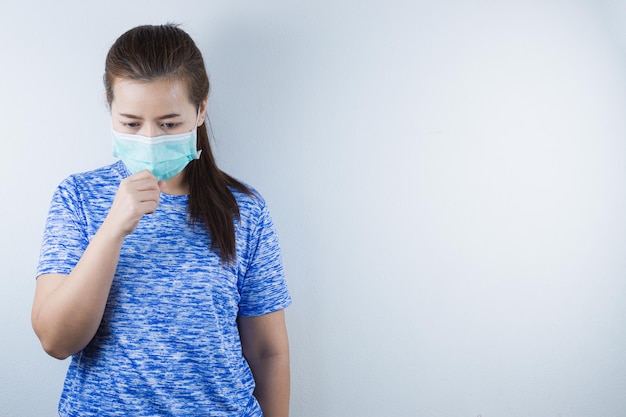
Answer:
(198, 97, 208, 126)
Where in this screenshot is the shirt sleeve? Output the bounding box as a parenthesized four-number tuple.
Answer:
(36, 176, 89, 278)
(237, 198, 292, 317)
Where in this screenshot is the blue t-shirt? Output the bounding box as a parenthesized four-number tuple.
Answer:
(36, 161, 292, 417)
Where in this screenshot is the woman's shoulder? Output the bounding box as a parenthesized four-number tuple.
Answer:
(231, 183, 262, 206)
(56, 161, 126, 195)
(229, 180, 271, 219)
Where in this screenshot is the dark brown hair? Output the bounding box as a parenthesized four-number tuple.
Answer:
(104, 23, 250, 263)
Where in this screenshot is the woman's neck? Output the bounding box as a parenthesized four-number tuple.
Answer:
(160, 172, 189, 196)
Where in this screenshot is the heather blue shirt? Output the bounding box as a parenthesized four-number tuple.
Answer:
(36, 161, 291, 416)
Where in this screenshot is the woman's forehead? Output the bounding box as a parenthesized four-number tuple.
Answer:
(111, 78, 194, 114)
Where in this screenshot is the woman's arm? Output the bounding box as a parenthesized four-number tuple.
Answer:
(239, 309, 290, 417)
(32, 225, 125, 359)
(31, 171, 163, 359)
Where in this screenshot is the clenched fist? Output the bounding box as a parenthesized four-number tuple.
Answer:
(105, 170, 164, 237)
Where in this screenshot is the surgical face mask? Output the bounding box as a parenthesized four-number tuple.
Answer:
(111, 116, 202, 181)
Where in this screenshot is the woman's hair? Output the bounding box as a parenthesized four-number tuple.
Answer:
(104, 23, 250, 263)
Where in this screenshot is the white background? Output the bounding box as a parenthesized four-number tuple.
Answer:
(1, 1, 626, 416)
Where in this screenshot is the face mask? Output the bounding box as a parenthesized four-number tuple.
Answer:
(111, 115, 202, 181)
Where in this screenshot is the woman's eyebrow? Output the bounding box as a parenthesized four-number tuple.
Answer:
(118, 113, 142, 120)
(118, 113, 182, 120)
(158, 113, 182, 120)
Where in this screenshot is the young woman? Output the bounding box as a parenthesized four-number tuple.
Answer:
(32, 24, 291, 417)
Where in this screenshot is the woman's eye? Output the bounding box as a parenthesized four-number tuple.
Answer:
(162, 122, 180, 129)
(123, 122, 140, 128)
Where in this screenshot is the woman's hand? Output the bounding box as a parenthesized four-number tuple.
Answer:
(105, 170, 164, 237)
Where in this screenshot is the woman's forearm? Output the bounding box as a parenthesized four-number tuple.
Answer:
(248, 351, 291, 417)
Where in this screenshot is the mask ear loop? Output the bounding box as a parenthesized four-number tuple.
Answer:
(195, 106, 201, 129)
(194, 106, 203, 159)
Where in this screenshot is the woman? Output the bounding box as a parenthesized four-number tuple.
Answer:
(32, 24, 291, 417)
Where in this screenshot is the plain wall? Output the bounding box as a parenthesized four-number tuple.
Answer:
(2, 1, 626, 416)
